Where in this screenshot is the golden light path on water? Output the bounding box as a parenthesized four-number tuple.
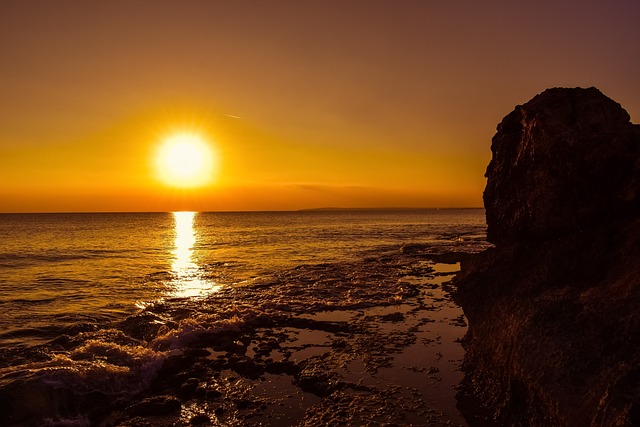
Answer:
(171, 211, 220, 298)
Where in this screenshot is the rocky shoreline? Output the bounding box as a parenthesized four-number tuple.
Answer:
(111, 253, 472, 426)
(455, 87, 640, 426)
(1, 246, 485, 426)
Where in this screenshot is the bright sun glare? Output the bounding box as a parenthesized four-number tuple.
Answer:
(155, 132, 217, 188)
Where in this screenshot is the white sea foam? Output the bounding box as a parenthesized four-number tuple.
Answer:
(0, 338, 167, 419)
(151, 314, 248, 350)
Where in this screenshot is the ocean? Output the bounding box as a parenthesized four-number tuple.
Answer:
(0, 209, 489, 426)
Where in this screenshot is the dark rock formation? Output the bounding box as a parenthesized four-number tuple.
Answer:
(484, 87, 640, 245)
(456, 87, 640, 426)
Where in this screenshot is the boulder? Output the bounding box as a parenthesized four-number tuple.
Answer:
(456, 87, 640, 426)
(484, 87, 640, 244)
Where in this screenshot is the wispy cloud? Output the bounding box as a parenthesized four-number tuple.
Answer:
(287, 183, 372, 193)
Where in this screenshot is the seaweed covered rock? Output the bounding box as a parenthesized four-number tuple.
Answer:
(456, 87, 640, 426)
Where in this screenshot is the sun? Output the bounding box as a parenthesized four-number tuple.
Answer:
(155, 132, 217, 188)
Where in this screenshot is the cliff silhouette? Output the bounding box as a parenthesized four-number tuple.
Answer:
(456, 87, 640, 426)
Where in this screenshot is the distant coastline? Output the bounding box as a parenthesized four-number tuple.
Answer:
(297, 207, 485, 212)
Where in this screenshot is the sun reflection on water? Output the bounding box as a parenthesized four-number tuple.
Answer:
(171, 211, 220, 297)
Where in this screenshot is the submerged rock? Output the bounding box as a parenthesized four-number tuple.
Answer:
(456, 87, 640, 426)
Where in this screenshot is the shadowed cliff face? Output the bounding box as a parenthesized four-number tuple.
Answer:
(484, 87, 640, 245)
(456, 87, 640, 426)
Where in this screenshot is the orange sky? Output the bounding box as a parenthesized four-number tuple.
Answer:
(1, 1, 639, 212)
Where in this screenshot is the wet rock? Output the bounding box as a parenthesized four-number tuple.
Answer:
(430, 251, 471, 264)
(231, 359, 264, 379)
(235, 398, 254, 409)
(265, 360, 299, 376)
(126, 395, 181, 417)
(456, 87, 640, 425)
(0, 379, 61, 425)
(401, 243, 431, 254)
(294, 361, 342, 397)
(117, 417, 153, 427)
(0, 377, 116, 426)
(189, 413, 211, 425)
(178, 378, 200, 398)
(119, 313, 174, 341)
(294, 375, 336, 397)
(210, 334, 247, 354)
(159, 354, 205, 385)
(378, 312, 405, 322)
(252, 341, 278, 357)
(205, 387, 223, 400)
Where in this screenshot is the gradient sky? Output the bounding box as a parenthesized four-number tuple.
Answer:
(1, 0, 639, 212)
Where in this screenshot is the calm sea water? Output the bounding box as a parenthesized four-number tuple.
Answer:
(0, 209, 488, 425)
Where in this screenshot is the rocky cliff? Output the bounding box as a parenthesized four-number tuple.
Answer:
(455, 87, 640, 426)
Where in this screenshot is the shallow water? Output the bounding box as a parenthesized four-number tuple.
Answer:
(0, 209, 489, 426)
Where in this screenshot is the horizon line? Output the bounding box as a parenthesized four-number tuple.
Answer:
(0, 206, 485, 215)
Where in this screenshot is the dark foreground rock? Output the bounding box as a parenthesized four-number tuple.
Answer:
(456, 87, 640, 426)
